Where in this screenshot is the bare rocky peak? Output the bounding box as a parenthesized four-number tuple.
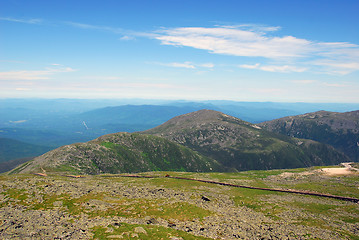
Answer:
(259, 109, 359, 162)
(144, 109, 251, 135)
(261, 110, 359, 131)
(164, 109, 234, 124)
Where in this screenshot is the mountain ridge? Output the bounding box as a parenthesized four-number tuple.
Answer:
(12, 132, 225, 175)
(10, 109, 351, 175)
(259, 110, 359, 161)
(143, 110, 349, 171)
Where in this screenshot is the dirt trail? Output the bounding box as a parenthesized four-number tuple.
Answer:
(321, 162, 358, 176)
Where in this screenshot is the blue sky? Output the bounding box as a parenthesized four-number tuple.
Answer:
(1, 0, 359, 102)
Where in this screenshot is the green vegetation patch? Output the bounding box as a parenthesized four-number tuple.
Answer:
(292, 201, 337, 215)
(231, 187, 276, 210)
(87, 198, 212, 221)
(51, 164, 80, 174)
(147, 177, 216, 191)
(100, 141, 117, 150)
(1, 188, 28, 204)
(289, 177, 359, 199)
(91, 223, 211, 240)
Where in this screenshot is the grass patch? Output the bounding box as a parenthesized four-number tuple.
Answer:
(52, 164, 80, 174)
(91, 223, 211, 240)
(30, 194, 64, 210)
(147, 177, 211, 190)
(292, 201, 337, 215)
(231, 187, 275, 210)
(292, 179, 359, 199)
(87, 198, 211, 221)
(1, 188, 28, 204)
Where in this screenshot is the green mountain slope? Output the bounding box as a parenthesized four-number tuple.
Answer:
(13, 132, 224, 174)
(259, 110, 359, 161)
(143, 110, 349, 170)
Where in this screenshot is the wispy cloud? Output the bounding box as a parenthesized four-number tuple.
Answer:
(323, 82, 349, 88)
(4, 17, 358, 75)
(219, 24, 282, 33)
(80, 75, 123, 81)
(64, 21, 125, 34)
(199, 63, 215, 68)
(153, 25, 359, 75)
(155, 26, 313, 59)
(0, 17, 42, 24)
(313, 60, 359, 75)
(240, 63, 306, 73)
(0, 66, 76, 80)
(15, 88, 31, 91)
(152, 61, 214, 69)
(167, 62, 196, 69)
(119, 35, 136, 41)
(291, 80, 317, 84)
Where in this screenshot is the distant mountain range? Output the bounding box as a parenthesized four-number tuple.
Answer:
(259, 110, 359, 162)
(13, 110, 350, 175)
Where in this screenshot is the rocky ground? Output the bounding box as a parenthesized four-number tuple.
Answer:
(0, 168, 358, 239)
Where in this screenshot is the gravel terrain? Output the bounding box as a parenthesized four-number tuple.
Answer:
(0, 172, 358, 239)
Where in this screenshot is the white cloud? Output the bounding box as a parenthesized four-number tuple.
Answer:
(152, 61, 214, 69)
(199, 63, 215, 68)
(0, 17, 42, 24)
(259, 65, 307, 73)
(167, 62, 196, 69)
(60, 21, 359, 74)
(0, 67, 76, 80)
(313, 60, 359, 75)
(239, 63, 260, 69)
(120, 35, 135, 41)
(239, 63, 306, 73)
(155, 26, 313, 59)
(154, 25, 359, 75)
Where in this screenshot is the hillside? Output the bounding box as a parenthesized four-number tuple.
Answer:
(144, 110, 349, 171)
(13, 132, 224, 175)
(259, 110, 359, 161)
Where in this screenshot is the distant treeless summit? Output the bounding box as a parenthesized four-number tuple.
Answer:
(260, 110, 359, 162)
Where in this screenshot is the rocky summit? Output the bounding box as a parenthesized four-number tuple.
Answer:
(144, 110, 349, 171)
(259, 110, 359, 161)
